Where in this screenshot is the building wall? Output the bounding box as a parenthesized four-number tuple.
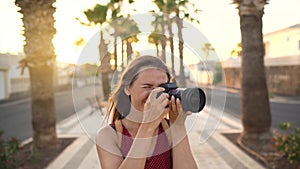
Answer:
(266, 65, 300, 95)
(0, 70, 7, 100)
(264, 24, 300, 58)
(222, 56, 300, 96)
(0, 53, 74, 100)
(221, 23, 300, 96)
(223, 68, 241, 89)
(10, 77, 30, 93)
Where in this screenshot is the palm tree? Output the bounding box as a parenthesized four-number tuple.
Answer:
(107, 0, 123, 71)
(153, 0, 167, 62)
(110, 15, 125, 70)
(230, 42, 242, 58)
(74, 37, 86, 51)
(15, 0, 57, 149)
(175, 0, 200, 87)
(83, 4, 111, 100)
(201, 42, 215, 85)
(153, 0, 177, 75)
(148, 32, 161, 57)
(148, 13, 163, 57)
(121, 17, 140, 62)
(149, 13, 164, 58)
(201, 42, 215, 61)
(232, 0, 271, 147)
(165, 0, 177, 76)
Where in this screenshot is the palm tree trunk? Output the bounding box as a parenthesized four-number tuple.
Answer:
(16, 0, 57, 149)
(166, 14, 175, 76)
(30, 65, 57, 148)
(121, 40, 124, 70)
(239, 14, 271, 144)
(114, 33, 118, 70)
(99, 28, 111, 100)
(126, 39, 133, 62)
(155, 43, 159, 57)
(160, 20, 167, 62)
(176, 11, 186, 87)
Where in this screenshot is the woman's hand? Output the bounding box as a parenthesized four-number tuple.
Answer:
(168, 96, 192, 125)
(142, 87, 169, 129)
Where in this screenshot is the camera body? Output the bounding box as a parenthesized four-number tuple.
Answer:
(159, 82, 206, 113)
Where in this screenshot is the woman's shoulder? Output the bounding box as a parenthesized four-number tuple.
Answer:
(96, 124, 122, 156)
(96, 124, 118, 140)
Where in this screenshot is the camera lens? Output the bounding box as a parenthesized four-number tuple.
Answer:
(181, 88, 206, 113)
(159, 82, 206, 113)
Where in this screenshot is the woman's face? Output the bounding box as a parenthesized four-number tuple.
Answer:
(126, 68, 168, 112)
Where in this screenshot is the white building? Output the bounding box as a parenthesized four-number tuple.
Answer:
(264, 23, 300, 59)
(0, 53, 30, 100)
(0, 53, 74, 100)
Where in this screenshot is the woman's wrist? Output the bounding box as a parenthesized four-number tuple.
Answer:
(137, 124, 157, 138)
(170, 124, 186, 133)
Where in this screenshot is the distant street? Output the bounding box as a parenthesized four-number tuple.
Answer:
(0, 84, 299, 142)
(205, 88, 300, 129)
(0, 85, 101, 141)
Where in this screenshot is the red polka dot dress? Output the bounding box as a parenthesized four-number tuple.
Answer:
(111, 122, 172, 169)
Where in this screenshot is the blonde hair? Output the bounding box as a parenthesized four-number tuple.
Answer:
(105, 55, 172, 123)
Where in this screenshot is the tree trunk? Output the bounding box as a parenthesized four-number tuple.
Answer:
(101, 71, 110, 101)
(99, 29, 111, 100)
(160, 19, 167, 63)
(176, 12, 186, 87)
(155, 43, 159, 57)
(114, 33, 118, 70)
(126, 40, 133, 62)
(121, 40, 125, 70)
(166, 14, 175, 76)
(239, 14, 271, 145)
(30, 65, 57, 148)
(15, 0, 57, 149)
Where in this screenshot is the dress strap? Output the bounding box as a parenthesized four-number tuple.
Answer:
(161, 119, 172, 146)
(115, 119, 172, 147)
(115, 120, 123, 148)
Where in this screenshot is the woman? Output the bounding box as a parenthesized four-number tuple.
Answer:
(96, 55, 197, 169)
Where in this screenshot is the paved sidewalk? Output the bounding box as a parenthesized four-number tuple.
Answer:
(46, 105, 265, 169)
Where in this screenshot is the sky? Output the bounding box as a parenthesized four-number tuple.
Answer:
(0, 0, 300, 64)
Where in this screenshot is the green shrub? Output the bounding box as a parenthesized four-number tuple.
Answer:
(213, 62, 222, 84)
(0, 130, 20, 169)
(275, 122, 300, 164)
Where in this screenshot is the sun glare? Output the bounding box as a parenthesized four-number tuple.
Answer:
(0, 1, 24, 54)
(1, 0, 300, 65)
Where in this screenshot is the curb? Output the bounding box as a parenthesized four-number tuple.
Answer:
(46, 135, 90, 169)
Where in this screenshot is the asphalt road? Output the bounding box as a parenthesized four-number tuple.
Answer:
(205, 88, 300, 129)
(0, 85, 102, 141)
(0, 84, 299, 142)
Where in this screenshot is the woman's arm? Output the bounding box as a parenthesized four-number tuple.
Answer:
(96, 126, 123, 169)
(96, 123, 163, 169)
(169, 97, 198, 169)
(96, 126, 156, 169)
(171, 125, 198, 169)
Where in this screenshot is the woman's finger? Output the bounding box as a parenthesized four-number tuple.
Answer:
(185, 111, 193, 115)
(176, 98, 182, 112)
(171, 96, 176, 111)
(149, 87, 165, 101)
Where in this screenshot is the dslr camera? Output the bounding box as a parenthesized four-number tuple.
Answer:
(158, 82, 206, 113)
